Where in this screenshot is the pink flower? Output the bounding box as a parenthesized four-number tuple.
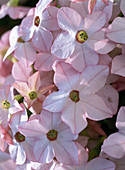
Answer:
(3, 26, 36, 67)
(19, 110, 79, 165)
(51, 7, 115, 72)
(102, 107, 125, 159)
(20, 0, 57, 52)
(0, 2, 30, 20)
(13, 71, 54, 108)
(43, 62, 117, 134)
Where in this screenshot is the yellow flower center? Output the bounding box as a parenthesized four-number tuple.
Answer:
(1, 100, 11, 109)
(76, 30, 88, 43)
(69, 90, 80, 103)
(34, 16, 40, 27)
(29, 91, 37, 100)
(14, 132, 25, 142)
(47, 129, 58, 141)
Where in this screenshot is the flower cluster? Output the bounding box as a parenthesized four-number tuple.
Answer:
(0, 0, 125, 169)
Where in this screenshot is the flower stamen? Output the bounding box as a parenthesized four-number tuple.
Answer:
(69, 90, 80, 103)
(1, 100, 11, 109)
(47, 129, 58, 141)
(29, 91, 37, 100)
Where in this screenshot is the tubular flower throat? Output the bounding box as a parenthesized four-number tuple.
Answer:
(69, 90, 80, 103)
(1, 100, 11, 109)
(29, 91, 37, 100)
(76, 30, 88, 43)
(14, 131, 25, 142)
(17, 37, 25, 43)
(47, 129, 58, 141)
(34, 16, 40, 27)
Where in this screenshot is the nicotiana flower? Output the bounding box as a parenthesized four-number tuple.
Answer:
(0, 85, 23, 128)
(102, 107, 125, 159)
(9, 104, 36, 165)
(13, 71, 54, 108)
(51, 7, 115, 72)
(43, 62, 118, 134)
(19, 110, 79, 165)
(3, 26, 36, 67)
(20, 0, 58, 52)
(0, 0, 30, 20)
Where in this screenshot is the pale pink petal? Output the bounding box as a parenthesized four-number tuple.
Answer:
(34, 139, 54, 163)
(62, 100, 88, 134)
(57, 7, 83, 31)
(67, 43, 99, 72)
(14, 42, 36, 67)
(3, 45, 17, 61)
(102, 132, 125, 158)
(9, 26, 20, 47)
(106, 17, 125, 43)
(82, 94, 113, 120)
(34, 52, 56, 71)
(79, 65, 109, 94)
(70, 1, 88, 18)
(9, 144, 26, 165)
(32, 28, 53, 52)
(116, 107, 125, 131)
(12, 61, 32, 82)
(43, 91, 69, 112)
(36, 0, 52, 13)
(0, 5, 8, 19)
(41, 6, 59, 31)
(111, 55, 125, 77)
(58, 123, 78, 140)
(86, 157, 116, 170)
(28, 71, 40, 92)
(20, 15, 34, 41)
(13, 82, 30, 97)
(84, 11, 106, 35)
(54, 62, 80, 91)
(19, 119, 47, 137)
(51, 32, 75, 59)
(8, 6, 29, 19)
(87, 29, 116, 54)
(53, 139, 79, 165)
(97, 85, 119, 115)
(98, 54, 112, 66)
(39, 110, 53, 131)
